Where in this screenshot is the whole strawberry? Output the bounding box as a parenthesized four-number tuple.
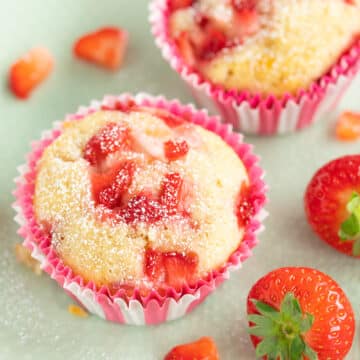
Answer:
(305, 155, 360, 257)
(247, 267, 354, 360)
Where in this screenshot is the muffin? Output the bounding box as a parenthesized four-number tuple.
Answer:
(150, 0, 360, 135)
(14, 94, 267, 325)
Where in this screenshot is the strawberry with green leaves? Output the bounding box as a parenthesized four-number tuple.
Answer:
(247, 267, 354, 360)
(305, 155, 360, 257)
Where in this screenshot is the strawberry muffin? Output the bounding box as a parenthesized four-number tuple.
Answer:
(151, 0, 360, 134)
(16, 95, 266, 326)
(169, 0, 360, 97)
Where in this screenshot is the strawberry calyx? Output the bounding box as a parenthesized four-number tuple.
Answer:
(248, 293, 318, 360)
(339, 192, 360, 256)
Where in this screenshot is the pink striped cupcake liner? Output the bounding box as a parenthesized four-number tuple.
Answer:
(13, 93, 267, 325)
(149, 0, 360, 135)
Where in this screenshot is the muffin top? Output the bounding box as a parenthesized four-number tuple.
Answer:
(169, 0, 360, 96)
(34, 105, 250, 292)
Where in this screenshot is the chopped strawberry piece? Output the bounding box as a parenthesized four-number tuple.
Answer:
(136, 107, 186, 128)
(163, 251, 198, 288)
(9, 47, 54, 99)
(236, 183, 256, 228)
(195, 13, 210, 28)
(97, 161, 136, 208)
(232, 0, 257, 11)
(94, 168, 193, 225)
(84, 122, 131, 166)
(174, 32, 197, 68)
(73, 27, 128, 70)
(233, 9, 260, 37)
(159, 112, 186, 128)
(199, 29, 227, 61)
(101, 98, 136, 112)
(336, 111, 360, 141)
(145, 248, 165, 281)
(164, 139, 189, 161)
(118, 193, 164, 223)
(98, 186, 120, 209)
(144, 249, 199, 288)
(159, 172, 184, 215)
(169, 0, 194, 11)
(164, 337, 219, 360)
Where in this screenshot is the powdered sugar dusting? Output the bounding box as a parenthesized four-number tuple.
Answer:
(170, 0, 360, 96)
(34, 109, 249, 290)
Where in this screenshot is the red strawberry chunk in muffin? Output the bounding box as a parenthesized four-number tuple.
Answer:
(135, 107, 187, 128)
(117, 193, 166, 224)
(232, 0, 257, 11)
(170, 0, 262, 65)
(174, 31, 197, 68)
(97, 161, 137, 208)
(236, 183, 257, 227)
(198, 28, 228, 61)
(85, 120, 194, 224)
(164, 139, 189, 161)
(163, 251, 198, 288)
(100, 172, 192, 225)
(84, 122, 131, 166)
(159, 172, 187, 215)
(170, 0, 195, 12)
(101, 98, 137, 112)
(145, 248, 199, 288)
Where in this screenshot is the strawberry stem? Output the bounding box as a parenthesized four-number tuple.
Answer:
(339, 192, 360, 256)
(248, 293, 318, 360)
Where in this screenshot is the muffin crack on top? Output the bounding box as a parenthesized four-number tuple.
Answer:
(169, 0, 360, 96)
(34, 103, 253, 293)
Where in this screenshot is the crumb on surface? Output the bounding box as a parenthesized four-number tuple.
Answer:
(68, 304, 89, 318)
(15, 244, 42, 275)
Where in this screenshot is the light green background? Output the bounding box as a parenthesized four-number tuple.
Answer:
(0, 1, 359, 359)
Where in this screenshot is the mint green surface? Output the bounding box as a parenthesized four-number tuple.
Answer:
(0, 1, 359, 359)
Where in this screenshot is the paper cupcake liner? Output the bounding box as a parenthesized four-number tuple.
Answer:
(13, 93, 267, 325)
(149, 0, 360, 135)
